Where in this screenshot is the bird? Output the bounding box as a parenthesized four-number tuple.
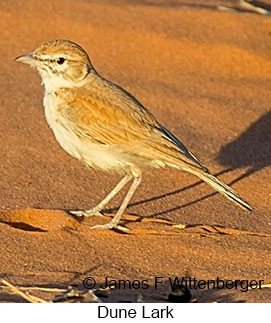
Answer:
(14, 39, 252, 231)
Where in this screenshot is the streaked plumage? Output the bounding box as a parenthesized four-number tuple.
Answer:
(14, 40, 252, 231)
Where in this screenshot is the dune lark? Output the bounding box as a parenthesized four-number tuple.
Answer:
(15, 40, 252, 231)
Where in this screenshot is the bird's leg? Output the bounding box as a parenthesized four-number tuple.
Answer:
(70, 174, 132, 217)
(91, 171, 142, 232)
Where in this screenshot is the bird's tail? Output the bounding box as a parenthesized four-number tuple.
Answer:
(195, 171, 252, 211)
(155, 124, 252, 210)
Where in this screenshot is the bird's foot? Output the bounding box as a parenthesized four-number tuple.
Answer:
(69, 208, 103, 218)
(90, 221, 129, 233)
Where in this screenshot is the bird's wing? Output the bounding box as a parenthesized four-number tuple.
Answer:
(56, 84, 208, 172)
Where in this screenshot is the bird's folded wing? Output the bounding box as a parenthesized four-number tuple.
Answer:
(56, 86, 208, 172)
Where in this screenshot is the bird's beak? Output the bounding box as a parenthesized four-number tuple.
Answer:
(14, 53, 36, 66)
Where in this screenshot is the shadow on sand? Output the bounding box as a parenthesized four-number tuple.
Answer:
(217, 111, 271, 185)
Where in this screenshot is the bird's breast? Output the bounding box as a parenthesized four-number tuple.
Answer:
(43, 92, 140, 173)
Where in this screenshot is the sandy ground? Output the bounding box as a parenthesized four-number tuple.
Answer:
(0, 0, 271, 302)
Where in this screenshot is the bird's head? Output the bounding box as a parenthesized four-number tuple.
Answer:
(14, 39, 93, 92)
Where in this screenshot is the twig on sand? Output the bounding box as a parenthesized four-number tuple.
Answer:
(239, 0, 269, 15)
(12, 286, 67, 293)
(217, 0, 270, 16)
(1, 279, 47, 303)
(217, 5, 236, 12)
(248, 284, 271, 290)
(0, 279, 104, 303)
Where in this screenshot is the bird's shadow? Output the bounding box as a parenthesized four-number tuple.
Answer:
(217, 111, 271, 182)
(105, 112, 271, 218)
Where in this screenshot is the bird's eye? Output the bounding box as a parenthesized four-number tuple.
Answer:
(57, 57, 65, 65)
